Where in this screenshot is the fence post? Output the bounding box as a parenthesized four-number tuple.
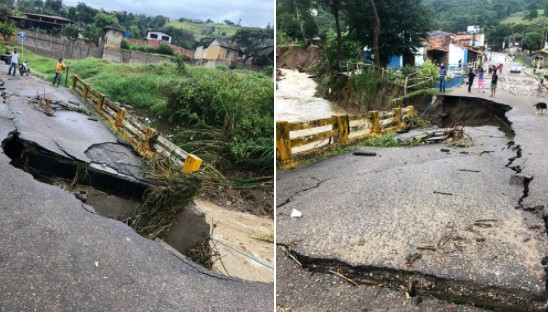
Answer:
(82, 83, 89, 99)
(115, 107, 126, 128)
(181, 154, 202, 173)
(96, 94, 104, 111)
(276, 121, 292, 162)
(394, 108, 402, 128)
(368, 110, 380, 133)
(404, 77, 409, 96)
(72, 75, 78, 89)
(407, 105, 414, 119)
(334, 115, 349, 144)
(137, 127, 157, 157)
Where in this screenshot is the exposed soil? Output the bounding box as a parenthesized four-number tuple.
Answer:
(276, 46, 323, 72)
(196, 199, 274, 283)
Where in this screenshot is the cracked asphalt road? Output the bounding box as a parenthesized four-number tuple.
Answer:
(0, 71, 273, 310)
(277, 56, 548, 311)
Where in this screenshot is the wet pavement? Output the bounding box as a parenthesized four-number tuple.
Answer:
(277, 55, 548, 310)
(0, 71, 273, 310)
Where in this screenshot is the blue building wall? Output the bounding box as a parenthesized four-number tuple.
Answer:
(434, 74, 464, 90)
(387, 56, 402, 69)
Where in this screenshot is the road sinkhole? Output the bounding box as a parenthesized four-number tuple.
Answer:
(1, 131, 212, 267)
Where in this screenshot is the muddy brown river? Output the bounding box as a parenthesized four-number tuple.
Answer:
(276, 69, 348, 122)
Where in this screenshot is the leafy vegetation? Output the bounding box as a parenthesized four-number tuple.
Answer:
(166, 20, 240, 42)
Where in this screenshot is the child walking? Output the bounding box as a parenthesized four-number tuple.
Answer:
(477, 68, 485, 93)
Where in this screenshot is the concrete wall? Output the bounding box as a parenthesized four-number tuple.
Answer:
(105, 29, 123, 49)
(102, 47, 173, 64)
(415, 47, 426, 66)
(449, 44, 466, 68)
(11, 29, 103, 60)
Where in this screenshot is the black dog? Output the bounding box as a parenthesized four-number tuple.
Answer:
(534, 102, 547, 115)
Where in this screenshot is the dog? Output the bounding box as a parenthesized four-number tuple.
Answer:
(534, 102, 547, 115)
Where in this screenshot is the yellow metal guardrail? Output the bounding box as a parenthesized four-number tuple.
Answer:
(276, 106, 414, 164)
(72, 75, 202, 173)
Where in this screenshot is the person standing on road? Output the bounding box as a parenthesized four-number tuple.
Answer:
(477, 67, 485, 93)
(439, 65, 447, 92)
(490, 72, 498, 98)
(7, 48, 18, 76)
(52, 58, 66, 87)
(467, 68, 476, 93)
(538, 67, 545, 88)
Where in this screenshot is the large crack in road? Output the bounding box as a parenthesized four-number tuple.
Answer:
(277, 95, 548, 311)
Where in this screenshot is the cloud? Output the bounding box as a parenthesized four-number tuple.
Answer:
(63, 0, 273, 27)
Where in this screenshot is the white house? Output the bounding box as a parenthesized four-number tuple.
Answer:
(146, 31, 172, 44)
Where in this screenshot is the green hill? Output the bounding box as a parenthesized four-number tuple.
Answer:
(501, 10, 546, 25)
(166, 20, 240, 41)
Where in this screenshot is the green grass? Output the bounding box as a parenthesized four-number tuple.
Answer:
(166, 21, 240, 41)
(501, 11, 547, 25)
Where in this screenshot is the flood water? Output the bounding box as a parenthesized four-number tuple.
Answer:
(276, 69, 348, 122)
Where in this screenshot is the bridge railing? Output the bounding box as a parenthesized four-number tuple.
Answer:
(276, 106, 414, 163)
(71, 75, 202, 173)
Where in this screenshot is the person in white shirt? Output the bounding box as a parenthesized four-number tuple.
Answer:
(8, 48, 19, 76)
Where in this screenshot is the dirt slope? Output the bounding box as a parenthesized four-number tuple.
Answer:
(276, 46, 323, 71)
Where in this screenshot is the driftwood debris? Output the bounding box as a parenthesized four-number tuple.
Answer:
(403, 126, 466, 145)
(33, 96, 55, 117)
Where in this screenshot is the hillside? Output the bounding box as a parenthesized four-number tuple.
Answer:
(501, 10, 547, 25)
(422, 0, 541, 33)
(166, 20, 240, 41)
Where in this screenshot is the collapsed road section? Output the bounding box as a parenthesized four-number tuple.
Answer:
(0, 75, 273, 310)
(277, 95, 548, 311)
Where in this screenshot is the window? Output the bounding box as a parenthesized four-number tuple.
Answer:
(162, 36, 170, 41)
(150, 33, 158, 39)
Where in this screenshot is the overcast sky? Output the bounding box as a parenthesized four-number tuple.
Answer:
(62, 0, 274, 27)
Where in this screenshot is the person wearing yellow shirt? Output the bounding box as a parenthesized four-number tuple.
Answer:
(53, 58, 66, 87)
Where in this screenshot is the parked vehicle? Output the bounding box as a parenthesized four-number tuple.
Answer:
(0, 54, 11, 65)
(19, 61, 30, 76)
(510, 63, 523, 73)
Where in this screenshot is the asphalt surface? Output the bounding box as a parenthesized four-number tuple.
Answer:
(277, 54, 548, 310)
(0, 69, 273, 310)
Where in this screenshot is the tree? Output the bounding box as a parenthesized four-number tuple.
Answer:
(317, 0, 342, 70)
(44, 0, 62, 15)
(523, 31, 542, 51)
(63, 23, 80, 57)
(224, 19, 235, 25)
(0, 20, 15, 40)
(0, 4, 13, 23)
(75, 2, 98, 24)
(528, 8, 539, 19)
(276, 0, 319, 41)
(82, 24, 101, 44)
(164, 26, 194, 48)
(369, 0, 380, 69)
(344, 0, 432, 65)
(232, 27, 272, 63)
(94, 10, 119, 30)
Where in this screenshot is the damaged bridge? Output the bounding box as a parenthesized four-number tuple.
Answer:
(0, 73, 273, 310)
(277, 89, 548, 310)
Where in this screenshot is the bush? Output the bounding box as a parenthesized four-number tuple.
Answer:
(157, 44, 174, 56)
(121, 39, 130, 50)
